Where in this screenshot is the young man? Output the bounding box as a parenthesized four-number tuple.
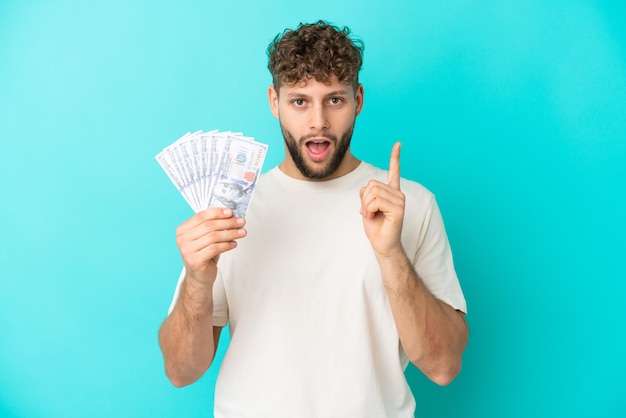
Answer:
(159, 20, 468, 417)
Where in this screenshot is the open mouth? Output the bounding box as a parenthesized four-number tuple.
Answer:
(305, 138, 331, 162)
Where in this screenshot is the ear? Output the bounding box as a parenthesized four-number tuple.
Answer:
(268, 86, 280, 119)
(354, 84, 364, 116)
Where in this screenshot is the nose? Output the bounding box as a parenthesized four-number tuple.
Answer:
(309, 103, 329, 131)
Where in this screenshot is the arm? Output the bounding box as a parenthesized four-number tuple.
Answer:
(359, 143, 468, 386)
(375, 250, 468, 385)
(158, 208, 246, 387)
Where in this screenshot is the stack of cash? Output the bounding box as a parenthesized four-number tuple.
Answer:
(156, 130, 268, 216)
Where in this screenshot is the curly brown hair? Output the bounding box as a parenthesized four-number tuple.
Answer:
(267, 20, 364, 91)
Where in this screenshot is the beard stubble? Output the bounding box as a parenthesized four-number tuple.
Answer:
(281, 122, 355, 180)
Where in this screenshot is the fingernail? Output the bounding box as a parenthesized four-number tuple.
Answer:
(223, 209, 232, 216)
(236, 217, 245, 225)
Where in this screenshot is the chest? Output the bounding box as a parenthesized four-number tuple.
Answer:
(221, 186, 387, 323)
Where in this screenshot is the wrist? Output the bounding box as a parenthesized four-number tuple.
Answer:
(375, 247, 414, 288)
(183, 262, 217, 289)
(181, 274, 214, 312)
(185, 271, 216, 290)
(374, 244, 407, 263)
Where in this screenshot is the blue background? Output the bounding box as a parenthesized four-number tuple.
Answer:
(1, 1, 625, 417)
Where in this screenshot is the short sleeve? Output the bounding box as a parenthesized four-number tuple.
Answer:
(413, 197, 467, 314)
(212, 269, 229, 326)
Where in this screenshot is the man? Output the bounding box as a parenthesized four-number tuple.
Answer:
(159, 20, 468, 417)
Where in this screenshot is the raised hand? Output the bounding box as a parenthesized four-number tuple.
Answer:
(175, 208, 247, 287)
(359, 142, 406, 258)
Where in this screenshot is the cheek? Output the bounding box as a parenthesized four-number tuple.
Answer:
(279, 110, 303, 130)
(332, 110, 356, 130)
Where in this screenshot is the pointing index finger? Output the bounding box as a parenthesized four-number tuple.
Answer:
(388, 142, 401, 190)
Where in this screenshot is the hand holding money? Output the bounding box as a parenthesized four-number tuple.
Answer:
(157, 130, 268, 284)
(175, 207, 246, 287)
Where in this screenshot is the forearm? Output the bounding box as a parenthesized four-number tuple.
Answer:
(158, 277, 217, 387)
(377, 249, 468, 386)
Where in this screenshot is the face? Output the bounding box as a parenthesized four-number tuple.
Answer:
(215, 182, 241, 200)
(268, 75, 364, 181)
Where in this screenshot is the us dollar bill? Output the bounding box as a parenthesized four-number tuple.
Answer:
(156, 130, 268, 215)
(206, 134, 268, 217)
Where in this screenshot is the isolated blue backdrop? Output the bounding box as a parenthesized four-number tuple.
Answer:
(1, 1, 625, 417)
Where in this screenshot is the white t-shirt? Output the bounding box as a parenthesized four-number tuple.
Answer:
(169, 162, 466, 418)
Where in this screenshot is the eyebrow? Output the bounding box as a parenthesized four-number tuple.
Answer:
(285, 90, 351, 98)
(326, 90, 350, 97)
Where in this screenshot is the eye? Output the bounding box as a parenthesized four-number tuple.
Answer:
(329, 97, 344, 105)
(292, 98, 306, 107)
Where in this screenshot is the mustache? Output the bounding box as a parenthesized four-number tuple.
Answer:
(299, 132, 338, 144)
